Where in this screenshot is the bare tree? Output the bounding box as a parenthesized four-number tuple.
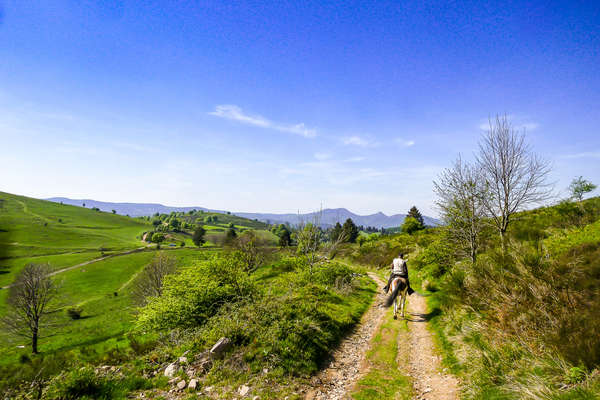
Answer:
(296, 209, 324, 271)
(2, 263, 58, 354)
(476, 115, 552, 250)
(231, 230, 269, 274)
(434, 156, 486, 263)
(132, 252, 176, 305)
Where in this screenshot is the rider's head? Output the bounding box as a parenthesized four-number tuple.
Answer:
(398, 252, 404, 258)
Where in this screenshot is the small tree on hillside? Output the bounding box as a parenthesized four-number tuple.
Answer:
(169, 218, 180, 230)
(401, 217, 422, 234)
(476, 115, 552, 250)
(407, 206, 425, 227)
(192, 226, 206, 247)
(434, 156, 487, 263)
(569, 176, 597, 202)
(2, 263, 58, 354)
(330, 222, 343, 242)
(342, 218, 359, 243)
(232, 230, 268, 274)
(296, 222, 322, 269)
(132, 253, 176, 305)
(278, 228, 292, 247)
(151, 232, 165, 243)
(225, 227, 237, 244)
(112, 209, 116, 214)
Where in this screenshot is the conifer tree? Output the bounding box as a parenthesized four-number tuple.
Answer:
(342, 218, 359, 243)
(407, 206, 425, 227)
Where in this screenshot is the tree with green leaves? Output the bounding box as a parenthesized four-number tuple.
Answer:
(569, 176, 597, 202)
(192, 226, 206, 247)
(225, 227, 237, 244)
(151, 232, 165, 243)
(401, 217, 422, 235)
(407, 206, 425, 227)
(296, 222, 322, 268)
(342, 218, 359, 243)
(169, 218, 181, 230)
(278, 228, 292, 247)
(330, 222, 343, 241)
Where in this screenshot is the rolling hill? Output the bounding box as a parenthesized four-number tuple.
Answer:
(47, 197, 439, 228)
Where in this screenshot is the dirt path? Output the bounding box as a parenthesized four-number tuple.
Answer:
(404, 294, 459, 400)
(306, 271, 459, 400)
(305, 272, 388, 400)
(0, 247, 148, 290)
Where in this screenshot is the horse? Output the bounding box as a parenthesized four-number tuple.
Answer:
(384, 276, 408, 319)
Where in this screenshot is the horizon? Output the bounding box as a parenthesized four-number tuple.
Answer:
(2, 1, 599, 216)
(43, 195, 431, 218)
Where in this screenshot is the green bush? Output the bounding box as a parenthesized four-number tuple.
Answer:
(67, 307, 83, 320)
(44, 367, 118, 399)
(136, 254, 254, 330)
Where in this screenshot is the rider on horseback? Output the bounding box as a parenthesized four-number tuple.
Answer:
(383, 253, 415, 295)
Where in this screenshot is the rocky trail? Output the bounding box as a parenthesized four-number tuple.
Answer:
(404, 290, 459, 400)
(306, 271, 459, 400)
(305, 272, 389, 399)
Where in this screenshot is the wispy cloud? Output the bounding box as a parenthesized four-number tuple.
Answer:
(344, 156, 365, 163)
(395, 138, 415, 147)
(342, 135, 379, 147)
(209, 104, 316, 138)
(314, 152, 332, 160)
(478, 115, 539, 132)
(561, 151, 600, 159)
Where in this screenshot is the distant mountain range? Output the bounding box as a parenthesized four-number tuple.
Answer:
(46, 197, 439, 229)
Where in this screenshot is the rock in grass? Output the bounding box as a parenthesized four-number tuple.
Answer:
(188, 378, 198, 390)
(210, 337, 231, 358)
(164, 362, 177, 377)
(176, 379, 186, 390)
(238, 384, 250, 396)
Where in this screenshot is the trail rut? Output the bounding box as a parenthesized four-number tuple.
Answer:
(306, 271, 459, 400)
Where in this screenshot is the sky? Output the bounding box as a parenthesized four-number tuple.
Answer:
(1, 1, 599, 217)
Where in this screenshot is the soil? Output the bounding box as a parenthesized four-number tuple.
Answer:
(305, 272, 459, 400)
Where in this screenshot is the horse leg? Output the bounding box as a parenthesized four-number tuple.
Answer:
(401, 290, 407, 318)
(393, 296, 398, 319)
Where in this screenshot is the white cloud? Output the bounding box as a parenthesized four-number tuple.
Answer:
(395, 138, 415, 147)
(561, 151, 600, 159)
(314, 152, 332, 160)
(344, 156, 365, 163)
(209, 104, 316, 138)
(478, 115, 539, 132)
(520, 122, 539, 131)
(342, 135, 379, 147)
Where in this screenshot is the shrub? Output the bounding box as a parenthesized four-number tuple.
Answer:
(151, 232, 165, 243)
(136, 254, 254, 331)
(67, 307, 83, 320)
(44, 367, 118, 399)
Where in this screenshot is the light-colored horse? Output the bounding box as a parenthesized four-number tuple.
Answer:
(384, 277, 408, 319)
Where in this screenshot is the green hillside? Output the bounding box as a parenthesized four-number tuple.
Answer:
(0, 192, 150, 287)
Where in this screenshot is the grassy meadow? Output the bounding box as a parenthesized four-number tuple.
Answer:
(345, 196, 600, 399)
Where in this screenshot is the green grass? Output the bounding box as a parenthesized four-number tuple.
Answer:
(0, 191, 149, 287)
(0, 248, 217, 365)
(351, 312, 412, 400)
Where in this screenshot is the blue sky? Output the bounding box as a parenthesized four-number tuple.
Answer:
(1, 1, 599, 216)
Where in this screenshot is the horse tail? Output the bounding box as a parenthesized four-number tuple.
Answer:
(384, 280, 402, 308)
